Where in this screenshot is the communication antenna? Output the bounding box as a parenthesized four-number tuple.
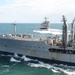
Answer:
(12, 21, 16, 38)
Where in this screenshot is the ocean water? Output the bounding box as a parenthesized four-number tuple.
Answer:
(0, 23, 74, 75)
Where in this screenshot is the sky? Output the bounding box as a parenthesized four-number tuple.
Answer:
(0, 0, 75, 23)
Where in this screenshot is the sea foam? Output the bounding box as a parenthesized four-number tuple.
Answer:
(10, 57, 21, 62)
(27, 59, 75, 75)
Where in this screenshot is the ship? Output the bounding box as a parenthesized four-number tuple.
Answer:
(39, 17, 50, 30)
(0, 15, 75, 66)
(33, 17, 62, 34)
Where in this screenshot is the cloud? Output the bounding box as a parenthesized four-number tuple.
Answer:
(29, 0, 75, 14)
(0, 0, 75, 23)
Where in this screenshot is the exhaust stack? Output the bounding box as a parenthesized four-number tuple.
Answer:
(71, 18, 75, 42)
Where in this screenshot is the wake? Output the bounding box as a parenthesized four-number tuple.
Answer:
(1, 54, 75, 75)
(33, 29, 70, 35)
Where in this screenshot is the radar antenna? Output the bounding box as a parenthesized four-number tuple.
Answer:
(44, 17, 47, 21)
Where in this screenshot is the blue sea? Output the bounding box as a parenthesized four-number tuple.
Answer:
(0, 23, 74, 75)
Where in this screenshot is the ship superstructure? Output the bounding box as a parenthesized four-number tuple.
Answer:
(40, 17, 50, 30)
(33, 17, 51, 34)
(33, 17, 62, 34)
(0, 16, 75, 65)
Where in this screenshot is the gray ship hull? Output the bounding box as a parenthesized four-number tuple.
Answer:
(0, 37, 50, 59)
(0, 37, 75, 65)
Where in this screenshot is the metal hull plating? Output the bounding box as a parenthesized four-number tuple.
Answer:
(0, 37, 75, 65)
(0, 38, 50, 59)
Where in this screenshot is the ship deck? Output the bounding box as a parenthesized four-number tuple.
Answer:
(0, 34, 47, 41)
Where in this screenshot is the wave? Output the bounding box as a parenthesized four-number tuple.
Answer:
(10, 57, 21, 62)
(27, 60, 75, 75)
(3, 55, 75, 75)
(33, 29, 70, 35)
(1, 65, 9, 68)
(33, 29, 62, 34)
(13, 53, 19, 58)
(1, 54, 75, 75)
(51, 68, 60, 73)
(21, 56, 33, 61)
(28, 61, 53, 69)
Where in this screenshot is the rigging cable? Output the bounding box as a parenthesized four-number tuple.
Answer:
(0, 41, 38, 75)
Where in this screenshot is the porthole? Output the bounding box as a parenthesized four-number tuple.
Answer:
(43, 47, 44, 49)
(38, 47, 40, 48)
